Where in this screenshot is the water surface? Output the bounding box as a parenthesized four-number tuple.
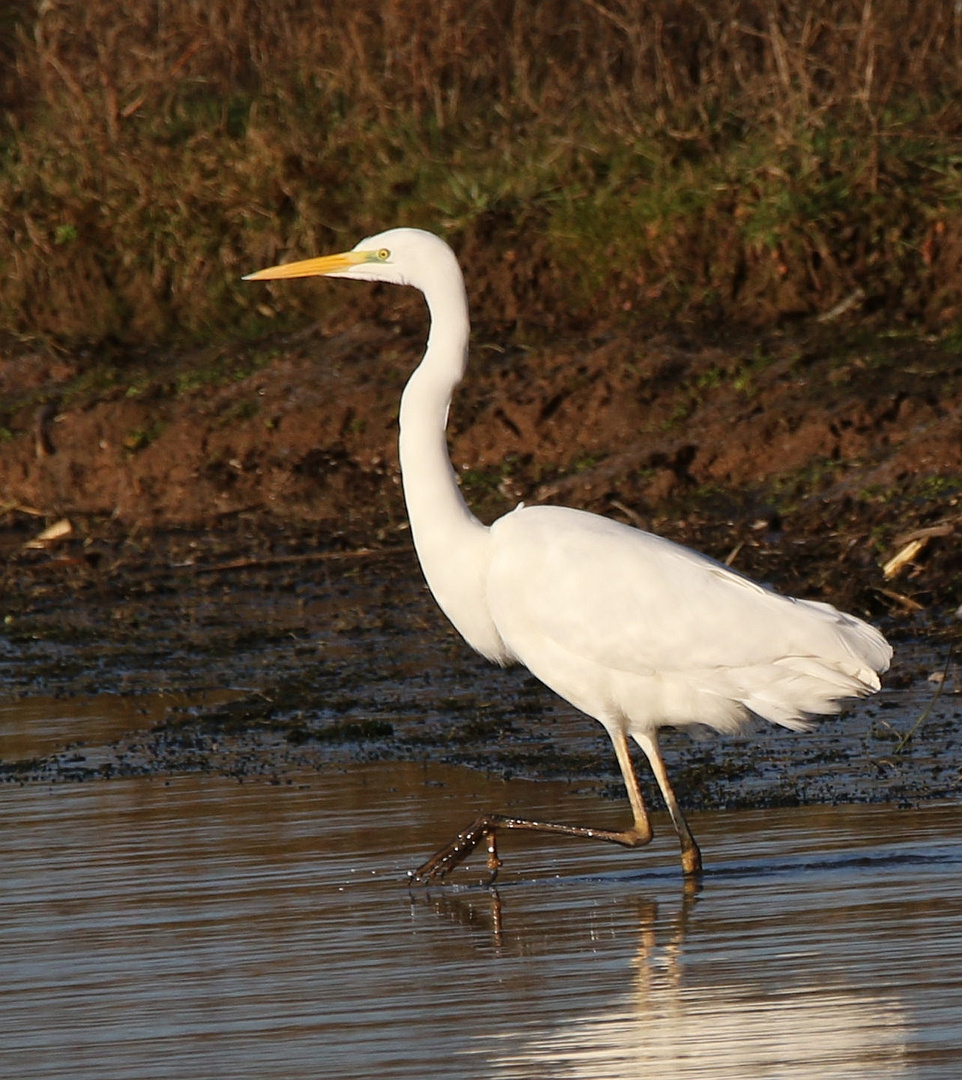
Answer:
(2, 764, 960, 1079)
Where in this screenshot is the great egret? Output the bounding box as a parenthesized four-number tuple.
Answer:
(245, 227, 892, 881)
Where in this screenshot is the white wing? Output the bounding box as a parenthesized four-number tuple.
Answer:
(486, 505, 891, 733)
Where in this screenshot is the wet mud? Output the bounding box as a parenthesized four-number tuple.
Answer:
(1, 524, 958, 812)
(2, 320, 961, 808)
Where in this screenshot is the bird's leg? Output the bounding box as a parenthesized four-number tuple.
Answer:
(409, 811, 654, 884)
(609, 726, 655, 846)
(408, 729, 654, 885)
(633, 730, 703, 876)
(484, 829, 502, 882)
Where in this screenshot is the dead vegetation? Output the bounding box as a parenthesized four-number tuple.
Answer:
(3, 1, 962, 344)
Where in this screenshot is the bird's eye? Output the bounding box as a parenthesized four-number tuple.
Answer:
(377, 248, 390, 261)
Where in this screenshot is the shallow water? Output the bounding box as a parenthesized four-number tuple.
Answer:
(2, 763, 961, 1080)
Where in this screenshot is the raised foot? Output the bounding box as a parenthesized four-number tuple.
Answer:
(408, 812, 655, 885)
(408, 814, 500, 885)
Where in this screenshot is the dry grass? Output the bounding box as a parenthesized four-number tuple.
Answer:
(3, 0, 962, 346)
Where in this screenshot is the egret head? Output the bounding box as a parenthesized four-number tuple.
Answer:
(243, 227, 454, 290)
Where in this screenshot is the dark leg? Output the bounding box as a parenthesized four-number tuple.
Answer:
(633, 730, 702, 876)
(409, 729, 654, 884)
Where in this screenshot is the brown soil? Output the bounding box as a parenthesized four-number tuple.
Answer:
(0, 312, 960, 805)
(1, 312, 960, 616)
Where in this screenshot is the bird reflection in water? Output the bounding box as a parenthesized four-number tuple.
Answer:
(412, 882, 911, 1078)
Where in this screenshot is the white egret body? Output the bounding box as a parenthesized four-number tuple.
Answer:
(245, 228, 892, 880)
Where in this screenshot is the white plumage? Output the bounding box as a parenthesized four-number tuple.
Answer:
(245, 227, 892, 880)
(487, 505, 888, 735)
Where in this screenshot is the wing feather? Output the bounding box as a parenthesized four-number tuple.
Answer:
(487, 505, 890, 730)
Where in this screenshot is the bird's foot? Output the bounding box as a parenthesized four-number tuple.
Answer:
(408, 814, 506, 885)
(681, 841, 703, 877)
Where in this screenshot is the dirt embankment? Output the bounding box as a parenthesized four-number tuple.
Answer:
(1, 316, 960, 618)
(0, 316, 960, 802)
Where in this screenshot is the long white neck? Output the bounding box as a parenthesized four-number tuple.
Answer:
(398, 267, 505, 661)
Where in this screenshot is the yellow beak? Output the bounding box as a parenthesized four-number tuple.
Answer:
(242, 250, 367, 281)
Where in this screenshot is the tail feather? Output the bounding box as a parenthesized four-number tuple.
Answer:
(738, 650, 886, 731)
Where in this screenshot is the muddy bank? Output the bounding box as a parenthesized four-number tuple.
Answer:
(1, 322, 960, 603)
(0, 320, 960, 805)
(0, 521, 958, 810)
